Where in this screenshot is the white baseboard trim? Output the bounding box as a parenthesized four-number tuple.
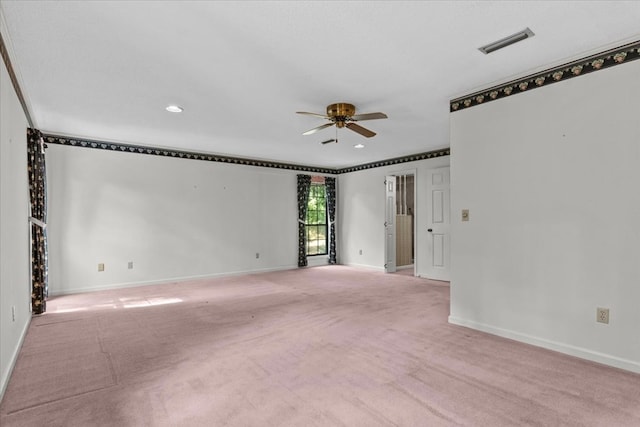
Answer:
(49, 265, 299, 296)
(448, 316, 640, 374)
(0, 315, 31, 403)
(305, 256, 329, 267)
(341, 262, 385, 272)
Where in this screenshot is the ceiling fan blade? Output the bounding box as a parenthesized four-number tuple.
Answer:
(296, 111, 330, 119)
(346, 122, 376, 138)
(320, 139, 337, 145)
(350, 112, 388, 121)
(302, 122, 334, 136)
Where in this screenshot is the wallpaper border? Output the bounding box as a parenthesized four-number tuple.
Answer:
(450, 39, 640, 113)
(338, 148, 450, 174)
(42, 133, 449, 175)
(42, 134, 338, 175)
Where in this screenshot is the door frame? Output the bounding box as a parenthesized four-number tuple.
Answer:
(385, 168, 417, 275)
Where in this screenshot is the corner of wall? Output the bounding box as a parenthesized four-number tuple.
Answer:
(0, 317, 30, 401)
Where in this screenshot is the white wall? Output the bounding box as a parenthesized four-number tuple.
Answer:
(338, 156, 449, 274)
(0, 56, 31, 399)
(450, 60, 640, 373)
(46, 145, 301, 294)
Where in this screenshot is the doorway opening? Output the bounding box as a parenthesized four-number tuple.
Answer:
(384, 167, 451, 280)
(384, 171, 416, 275)
(395, 174, 414, 271)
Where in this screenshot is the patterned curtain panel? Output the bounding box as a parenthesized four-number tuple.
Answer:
(27, 128, 48, 314)
(297, 174, 312, 267)
(325, 177, 337, 264)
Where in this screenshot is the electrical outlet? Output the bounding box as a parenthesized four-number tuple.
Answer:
(359, 249, 363, 255)
(128, 261, 134, 269)
(596, 307, 609, 324)
(255, 253, 260, 259)
(98, 263, 105, 272)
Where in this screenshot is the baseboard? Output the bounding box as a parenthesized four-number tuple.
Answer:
(49, 265, 299, 296)
(0, 315, 31, 403)
(448, 316, 640, 374)
(305, 256, 329, 267)
(341, 262, 385, 272)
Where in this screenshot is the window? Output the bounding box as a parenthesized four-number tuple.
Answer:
(305, 183, 327, 256)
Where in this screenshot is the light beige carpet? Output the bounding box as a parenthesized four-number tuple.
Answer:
(1, 265, 639, 426)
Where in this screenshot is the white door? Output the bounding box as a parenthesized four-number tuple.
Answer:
(384, 176, 396, 273)
(425, 167, 450, 281)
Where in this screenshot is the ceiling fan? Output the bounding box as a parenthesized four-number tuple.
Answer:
(297, 103, 388, 144)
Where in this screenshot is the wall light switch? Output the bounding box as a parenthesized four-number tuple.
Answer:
(98, 263, 105, 272)
(462, 209, 470, 221)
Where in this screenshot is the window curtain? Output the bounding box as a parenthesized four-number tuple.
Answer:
(297, 174, 312, 267)
(27, 128, 48, 314)
(325, 177, 337, 264)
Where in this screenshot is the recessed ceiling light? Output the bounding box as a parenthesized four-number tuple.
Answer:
(354, 144, 365, 149)
(165, 105, 183, 113)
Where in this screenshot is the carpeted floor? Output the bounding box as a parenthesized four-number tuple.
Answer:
(1, 265, 639, 426)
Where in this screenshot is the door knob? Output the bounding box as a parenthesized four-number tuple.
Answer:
(427, 229, 433, 232)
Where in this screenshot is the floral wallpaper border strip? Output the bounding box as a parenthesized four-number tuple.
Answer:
(337, 148, 450, 174)
(450, 39, 640, 113)
(42, 134, 338, 175)
(42, 133, 450, 175)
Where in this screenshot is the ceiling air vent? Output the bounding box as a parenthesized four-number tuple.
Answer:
(479, 28, 534, 54)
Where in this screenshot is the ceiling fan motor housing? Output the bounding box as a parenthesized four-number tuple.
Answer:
(327, 103, 356, 127)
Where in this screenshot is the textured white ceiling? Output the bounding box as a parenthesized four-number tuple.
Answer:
(2, 1, 640, 169)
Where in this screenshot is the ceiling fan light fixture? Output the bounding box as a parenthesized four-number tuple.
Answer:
(165, 105, 184, 113)
(479, 28, 534, 54)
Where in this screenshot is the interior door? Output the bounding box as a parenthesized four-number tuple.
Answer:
(425, 167, 450, 281)
(384, 176, 396, 273)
